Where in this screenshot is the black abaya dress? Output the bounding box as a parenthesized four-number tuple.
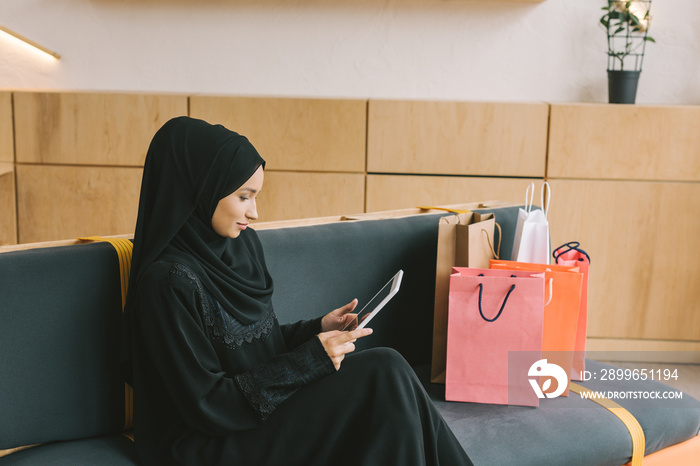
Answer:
(132, 252, 472, 466)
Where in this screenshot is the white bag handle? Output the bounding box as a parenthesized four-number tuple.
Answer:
(544, 277, 554, 306)
(541, 182, 551, 217)
(525, 182, 535, 213)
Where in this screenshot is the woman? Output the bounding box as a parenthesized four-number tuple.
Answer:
(124, 116, 472, 465)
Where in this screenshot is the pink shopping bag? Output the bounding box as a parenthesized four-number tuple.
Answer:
(445, 268, 545, 407)
(552, 242, 591, 381)
(489, 259, 583, 390)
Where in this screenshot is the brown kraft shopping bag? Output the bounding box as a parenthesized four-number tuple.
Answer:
(430, 211, 497, 383)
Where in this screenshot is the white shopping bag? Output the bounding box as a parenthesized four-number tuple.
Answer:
(511, 182, 551, 264)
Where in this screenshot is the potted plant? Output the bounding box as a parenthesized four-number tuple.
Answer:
(600, 0, 655, 104)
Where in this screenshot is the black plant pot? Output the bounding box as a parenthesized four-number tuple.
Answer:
(608, 70, 641, 104)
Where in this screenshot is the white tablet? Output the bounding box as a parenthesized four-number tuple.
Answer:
(347, 270, 404, 330)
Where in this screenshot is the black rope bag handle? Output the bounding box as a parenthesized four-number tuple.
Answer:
(552, 241, 590, 264)
(477, 274, 517, 322)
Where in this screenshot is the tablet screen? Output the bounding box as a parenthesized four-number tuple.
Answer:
(345, 270, 403, 330)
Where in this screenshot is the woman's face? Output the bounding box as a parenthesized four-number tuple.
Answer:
(211, 166, 264, 239)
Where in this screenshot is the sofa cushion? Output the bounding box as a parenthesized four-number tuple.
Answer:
(0, 243, 127, 451)
(415, 360, 700, 466)
(259, 212, 444, 365)
(0, 435, 136, 465)
(258, 205, 524, 366)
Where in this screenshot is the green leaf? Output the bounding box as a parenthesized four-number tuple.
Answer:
(645, 36, 656, 43)
(629, 13, 642, 28)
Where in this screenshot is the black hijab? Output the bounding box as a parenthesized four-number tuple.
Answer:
(122, 116, 271, 380)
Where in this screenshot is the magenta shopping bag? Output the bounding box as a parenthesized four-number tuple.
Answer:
(445, 268, 545, 407)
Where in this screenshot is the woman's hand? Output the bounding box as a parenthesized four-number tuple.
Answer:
(317, 328, 373, 371)
(321, 299, 359, 332)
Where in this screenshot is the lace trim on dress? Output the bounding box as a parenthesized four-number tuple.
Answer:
(169, 262, 276, 350)
(234, 372, 277, 420)
(233, 337, 336, 421)
(204, 298, 276, 350)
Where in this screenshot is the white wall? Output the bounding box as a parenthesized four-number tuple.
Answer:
(0, 0, 698, 105)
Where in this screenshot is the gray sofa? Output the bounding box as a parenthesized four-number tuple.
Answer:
(1, 205, 699, 465)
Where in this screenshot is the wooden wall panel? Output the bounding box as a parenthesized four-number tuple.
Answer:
(16, 165, 142, 243)
(0, 93, 12, 163)
(0, 164, 16, 245)
(13, 92, 187, 166)
(367, 100, 548, 177)
(257, 171, 365, 222)
(189, 96, 367, 173)
(548, 179, 700, 341)
(366, 174, 535, 213)
(548, 103, 700, 181)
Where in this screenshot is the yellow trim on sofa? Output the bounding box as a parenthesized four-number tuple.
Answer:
(569, 382, 645, 466)
(0, 444, 40, 458)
